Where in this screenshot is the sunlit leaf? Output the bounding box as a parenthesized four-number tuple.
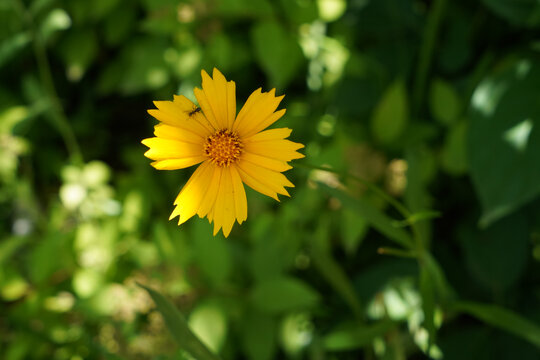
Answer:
(452, 301, 540, 348)
(319, 183, 414, 249)
(323, 320, 397, 351)
(251, 21, 304, 88)
(251, 277, 320, 314)
(371, 79, 409, 145)
(138, 284, 222, 360)
(469, 58, 540, 226)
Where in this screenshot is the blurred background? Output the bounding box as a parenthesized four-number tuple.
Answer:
(1, 0, 540, 359)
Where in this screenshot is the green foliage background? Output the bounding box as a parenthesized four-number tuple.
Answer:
(1, 0, 540, 359)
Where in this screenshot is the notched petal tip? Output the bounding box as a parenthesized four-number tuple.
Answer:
(141, 138, 153, 147)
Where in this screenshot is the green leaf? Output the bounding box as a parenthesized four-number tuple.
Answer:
(188, 302, 228, 352)
(250, 276, 320, 314)
(468, 58, 540, 226)
(138, 284, 222, 360)
(192, 219, 232, 286)
(241, 310, 277, 360)
(440, 120, 468, 175)
(420, 263, 436, 350)
(323, 320, 397, 351)
(251, 21, 304, 88)
(480, 0, 540, 27)
(452, 301, 540, 348)
(458, 211, 529, 291)
(371, 79, 408, 145)
(319, 183, 414, 249)
(429, 79, 462, 126)
(310, 233, 364, 320)
(57, 29, 98, 81)
(0, 32, 31, 68)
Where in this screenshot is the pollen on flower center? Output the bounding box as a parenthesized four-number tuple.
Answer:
(204, 129, 243, 167)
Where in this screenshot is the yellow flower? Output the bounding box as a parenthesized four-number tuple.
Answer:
(142, 68, 304, 237)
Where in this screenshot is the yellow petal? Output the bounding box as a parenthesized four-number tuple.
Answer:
(230, 166, 247, 224)
(241, 152, 292, 172)
(212, 166, 236, 237)
(151, 157, 206, 170)
(233, 88, 284, 137)
(244, 127, 292, 142)
(173, 95, 215, 133)
(236, 165, 279, 201)
(169, 161, 214, 225)
(236, 159, 293, 198)
(197, 165, 222, 218)
(242, 109, 287, 138)
(150, 100, 211, 137)
(154, 124, 204, 144)
(195, 68, 236, 131)
(244, 140, 305, 162)
(141, 137, 204, 160)
(194, 87, 219, 130)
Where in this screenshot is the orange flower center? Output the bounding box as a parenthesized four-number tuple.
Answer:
(204, 129, 243, 167)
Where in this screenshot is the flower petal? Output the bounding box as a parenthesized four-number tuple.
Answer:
(154, 124, 204, 144)
(244, 139, 305, 162)
(241, 152, 292, 172)
(244, 128, 292, 142)
(194, 68, 236, 131)
(235, 165, 279, 201)
(211, 166, 237, 237)
(230, 166, 247, 224)
(169, 161, 214, 225)
(141, 138, 204, 160)
(236, 159, 293, 199)
(151, 157, 206, 170)
(233, 88, 284, 137)
(149, 98, 212, 137)
(197, 165, 222, 218)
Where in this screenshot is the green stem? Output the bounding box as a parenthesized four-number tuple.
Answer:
(13, 0, 83, 164)
(377, 247, 417, 258)
(297, 162, 411, 219)
(412, 0, 447, 115)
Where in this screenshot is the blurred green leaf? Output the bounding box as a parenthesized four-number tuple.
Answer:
(193, 220, 232, 286)
(480, 0, 540, 27)
(0, 237, 28, 266)
(138, 284, 222, 360)
(429, 79, 462, 126)
(469, 58, 540, 226)
(440, 120, 468, 175)
(188, 302, 228, 352)
(323, 320, 396, 351)
(459, 211, 529, 291)
(340, 208, 368, 255)
(310, 228, 364, 320)
(452, 301, 540, 348)
(251, 21, 304, 89)
(420, 262, 436, 350)
(216, 0, 274, 17)
(27, 232, 72, 285)
(0, 32, 30, 68)
(319, 183, 414, 249)
(57, 29, 98, 81)
(241, 310, 277, 360)
(279, 0, 318, 24)
(102, 5, 136, 46)
(250, 276, 320, 314)
(371, 79, 409, 145)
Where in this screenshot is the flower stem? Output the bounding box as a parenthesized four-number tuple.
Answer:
(412, 0, 447, 115)
(297, 162, 411, 219)
(13, 0, 83, 164)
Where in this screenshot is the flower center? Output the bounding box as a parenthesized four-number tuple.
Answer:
(204, 129, 243, 167)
